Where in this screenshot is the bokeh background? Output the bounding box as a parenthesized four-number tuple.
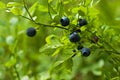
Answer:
(0, 0, 120, 80)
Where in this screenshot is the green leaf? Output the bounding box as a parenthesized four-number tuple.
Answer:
(52, 48, 61, 56)
(78, 10, 85, 16)
(29, 2, 39, 16)
(50, 48, 74, 73)
(53, 60, 64, 69)
(5, 56, 16, 68)
(58, 2, 64, 17)
(50, 57, 73, 73)
(38, 5, 48, 12)
(0, 1, 6, 8)
(88, 7, 99, 16)
(48, 0, 53, 3)
(7, 2, 22, 7)
(63, 58, 73, 72)
(47, 3, 57, 15)
(90, 0, 101, 6)
(85, 0, 91, 6)
(39, 44, 56, 55)
(71, 7, 80, 13)
(109, 54, 120, 66)
(39, 35, 63, 55)
(10, 7, 22, 15)
(46, 35, 62, 47)
(52, 14, 61, 24)
(79, 6, 87, 15)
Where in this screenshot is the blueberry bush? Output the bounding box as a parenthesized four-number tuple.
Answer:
(0, 0, 120, 80)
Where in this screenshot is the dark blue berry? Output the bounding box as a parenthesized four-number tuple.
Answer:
(26, 27, 36, 37)
(60, 16, 70, 26)
(78, 19, 87, 26)
(69, 32, 80, 42)
(81, 48, 90, 57)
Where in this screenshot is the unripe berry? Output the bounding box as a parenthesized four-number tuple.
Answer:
(81, 48, 90, 57)
(78, 19, 87, 26)
(26, 27, 36, 37)
(69, 32, 80, 42)
(93, 35, 99, 43)
(60, 16, 70, 26)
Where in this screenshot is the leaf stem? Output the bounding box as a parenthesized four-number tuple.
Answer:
(21, 15, 68, 30)
(47, 0, 53, 20)
(35, 22, 69, 30)
(14, 65, 21, 80)
(22, 0, 34, 21)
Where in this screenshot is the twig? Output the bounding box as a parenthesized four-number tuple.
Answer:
(14, 65, 21, 80)
(22, 0, 34, 21)
(21, 15, 33, 22)
(21, 15, 68, 30)
(36, 22, 69, 30)
(47, 0, 52, 20)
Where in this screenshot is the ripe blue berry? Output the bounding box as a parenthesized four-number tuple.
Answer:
(69, 32, 80, 42)
(81, 48, 90, 57)
(60, 16, 70, 26)
(78, 19, 87, 26)
(26, 27, 36, 37)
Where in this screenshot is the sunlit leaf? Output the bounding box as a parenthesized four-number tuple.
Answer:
(29, 1, 39, 16)
(7, 2, 22, 7)
(5, 57, 16, 68)
(10, 7, 22, 15)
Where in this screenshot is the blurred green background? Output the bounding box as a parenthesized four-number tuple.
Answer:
(0, 0, 120, 80)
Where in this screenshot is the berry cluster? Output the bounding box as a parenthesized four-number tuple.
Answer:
(60, 16, 92, 57)
(26, 16, 98, 57)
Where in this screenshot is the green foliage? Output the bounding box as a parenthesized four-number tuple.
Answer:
(0, 0, 120, 80)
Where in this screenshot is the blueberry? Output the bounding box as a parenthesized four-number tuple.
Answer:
(78, 19, 87, 26)
(60, 16, 70, 26)
(69, 32, 80, 42)
(26, 27, 36, 37)
(81, 48, 90, 57)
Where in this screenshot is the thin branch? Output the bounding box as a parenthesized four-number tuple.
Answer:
(20, 15, 36, 23)
(36, 22, 69, 30)
(20, 15, 32, 22)
(21, 15, 68, 30)
(14, 66, 21, 80)
(47, 0, 52, 20)
(22, 0, 34, 21)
